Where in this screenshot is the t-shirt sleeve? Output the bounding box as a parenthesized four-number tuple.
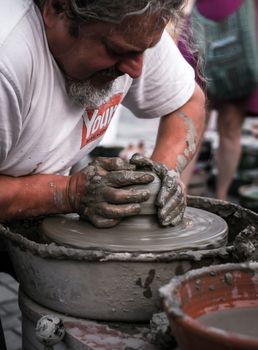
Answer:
(122, 30, 196, 119)
(0, 70, 22, 163)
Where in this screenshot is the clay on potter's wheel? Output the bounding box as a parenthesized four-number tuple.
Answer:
(41, 207, 228, 252)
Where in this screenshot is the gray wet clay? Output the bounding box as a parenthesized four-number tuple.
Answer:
(198, 307, 258, 338)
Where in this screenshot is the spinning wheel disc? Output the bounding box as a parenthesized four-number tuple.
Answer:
(41, 207, 228, 252)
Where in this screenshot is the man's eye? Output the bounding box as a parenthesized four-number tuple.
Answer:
(105, 44, 142, 59)
(105, 45, 122, 57)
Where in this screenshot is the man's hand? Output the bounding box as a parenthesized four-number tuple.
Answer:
(130, 153, 186, 226)
(67, 157, 154, 228)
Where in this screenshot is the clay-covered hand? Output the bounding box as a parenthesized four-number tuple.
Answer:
(130, 153, 186, 226)
(67, 157, 154, 228)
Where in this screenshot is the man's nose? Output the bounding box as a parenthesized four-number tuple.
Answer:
(117, 53, 144, 79)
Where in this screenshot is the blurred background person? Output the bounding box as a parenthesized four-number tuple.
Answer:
(181, 0, 258, 201)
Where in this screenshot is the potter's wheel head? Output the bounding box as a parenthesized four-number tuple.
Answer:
(41, 207, 228, 252)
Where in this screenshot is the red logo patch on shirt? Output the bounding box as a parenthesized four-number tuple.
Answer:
(81, 93, 123, 148)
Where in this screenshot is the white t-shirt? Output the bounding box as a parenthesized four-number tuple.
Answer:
(0, 0, 195, 176)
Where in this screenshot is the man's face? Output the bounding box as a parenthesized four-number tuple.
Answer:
(42, 2, 167, 107)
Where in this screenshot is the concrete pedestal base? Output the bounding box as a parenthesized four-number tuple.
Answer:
(20, 289, 160, 350)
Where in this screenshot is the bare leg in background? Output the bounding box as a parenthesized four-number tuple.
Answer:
(216, 102, 245, 200)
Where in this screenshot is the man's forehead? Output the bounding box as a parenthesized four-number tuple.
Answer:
(78, 13, 166, 51)
(109, 14, 166, 50)
(109, 30, 163, 53)
(117, 12, 167, 35)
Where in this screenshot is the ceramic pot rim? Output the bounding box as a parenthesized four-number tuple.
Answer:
(160, 262, 258, 347)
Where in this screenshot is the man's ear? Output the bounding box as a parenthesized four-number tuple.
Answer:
(42, 0, 65, 28)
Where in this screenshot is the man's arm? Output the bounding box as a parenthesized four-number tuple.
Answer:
(129, 83, 205, 226)
(151, 83, 206, 172)
(0, 159, 154, 226)
(0, 174, 72, 222)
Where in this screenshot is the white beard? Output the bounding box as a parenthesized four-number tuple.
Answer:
(65, 78, 114, 109)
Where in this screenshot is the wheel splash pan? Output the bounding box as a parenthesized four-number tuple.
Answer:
(0, 196, 257, 322)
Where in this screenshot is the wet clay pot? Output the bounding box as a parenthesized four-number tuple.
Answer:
(160, 262, 258, 350)
(0, 196, 258, 322)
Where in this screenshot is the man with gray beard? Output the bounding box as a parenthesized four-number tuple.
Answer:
(65, 67, 116, 109)
(0, 0, 205, 228)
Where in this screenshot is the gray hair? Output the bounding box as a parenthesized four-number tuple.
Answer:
(35, 0, 185, 27)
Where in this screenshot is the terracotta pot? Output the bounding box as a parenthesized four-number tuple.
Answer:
(160, 262, 258, 350)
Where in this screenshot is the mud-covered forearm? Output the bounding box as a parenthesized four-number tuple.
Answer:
(0, 174, 72, 222)
(151, 83, 206, 173)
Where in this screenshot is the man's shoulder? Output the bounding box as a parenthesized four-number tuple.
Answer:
(0, 0, 33, 46)
(0, 0, 44, 95)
